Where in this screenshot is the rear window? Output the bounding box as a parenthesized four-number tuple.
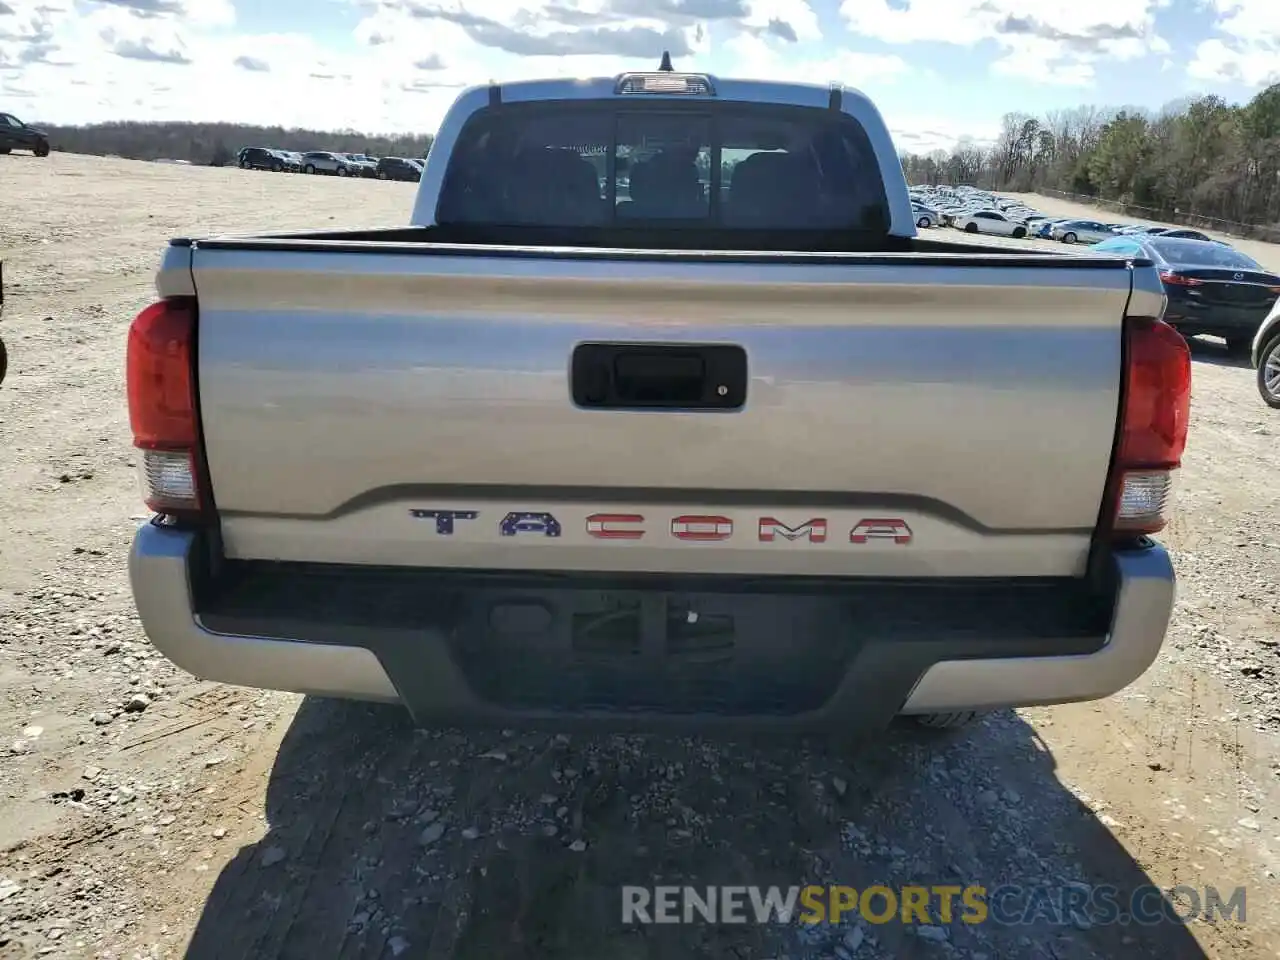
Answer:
(1150, 239, 1260, 270)
(435, 102, 890, 232)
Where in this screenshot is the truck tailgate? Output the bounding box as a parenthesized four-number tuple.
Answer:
(189, 243, 1138, 579)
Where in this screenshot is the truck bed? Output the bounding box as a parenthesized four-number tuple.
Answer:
(175, 222, 1065, 256)
(175, 229, 1147, 582)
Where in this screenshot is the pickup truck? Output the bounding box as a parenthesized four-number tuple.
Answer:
(127, 60, 1191, 735)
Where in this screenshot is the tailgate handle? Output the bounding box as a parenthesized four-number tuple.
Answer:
(571, 343, 747, 410)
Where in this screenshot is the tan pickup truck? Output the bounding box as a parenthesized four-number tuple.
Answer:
(125, 61, 1191, 736)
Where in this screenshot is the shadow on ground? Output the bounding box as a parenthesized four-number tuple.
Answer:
(1187, 335, 1252, 370)
(183, 701, 1211, 960)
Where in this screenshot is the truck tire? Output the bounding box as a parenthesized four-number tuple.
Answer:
(910, 711, 982, 730)
(1258, 333, 1280, 409)
(337, 166, 349, 177)
(271, 160, 284, 172)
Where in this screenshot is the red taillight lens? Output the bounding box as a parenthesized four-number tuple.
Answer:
(1103, 316, 1191, 539)
(1158, 271, 1202, 287)
(126, 297, 203, 516)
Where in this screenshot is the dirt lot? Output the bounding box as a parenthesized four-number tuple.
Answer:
(1, 152, 1279, 960)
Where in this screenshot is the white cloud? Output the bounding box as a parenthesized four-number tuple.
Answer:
(0, 0, 1039, 157)
(4, 0, 893, 131)
(838, 0, 1169, 85)
(359, 0, 819, 60)
(1187, 1, 1280, 87)
(723, 32, 908, 86)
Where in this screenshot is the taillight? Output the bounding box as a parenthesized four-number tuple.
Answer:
(126, 297, 204, 517)
(1101, 316, 1191, 540)
(1158, 271, 1202, 287)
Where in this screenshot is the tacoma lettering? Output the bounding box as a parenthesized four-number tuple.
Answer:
(500, 511, 562, 537)
(408, 509, 479, 534)
(586, 513, 646, 539)
(758, 517, 828, 543)
(670, 515, 734, 541)
(849, 518, 913, 545)
(409, 511, 911, 544)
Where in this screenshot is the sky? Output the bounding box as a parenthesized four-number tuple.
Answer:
(0, 0, 1277, 153)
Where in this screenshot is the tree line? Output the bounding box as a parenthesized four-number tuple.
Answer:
(900, 83, 1280, 242)
(36, 121, 435, 166)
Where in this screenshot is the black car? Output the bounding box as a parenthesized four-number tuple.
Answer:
(238, 146, 289, 172)
(1155, 227, 1218, 243)
(375, 157, 422, 181)
(1093, 235, 1280, 353)
(0, 112, 50, 157)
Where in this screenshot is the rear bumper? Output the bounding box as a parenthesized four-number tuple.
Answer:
(1165, 303, 1272, 338)
(129, 522, 1176, 732)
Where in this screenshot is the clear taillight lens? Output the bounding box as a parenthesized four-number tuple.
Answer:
(1113, 470, 1175, 534)
(139, 449, 199, 513)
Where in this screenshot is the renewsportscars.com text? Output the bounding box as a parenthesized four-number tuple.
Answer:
(621, 884, 1246, 927)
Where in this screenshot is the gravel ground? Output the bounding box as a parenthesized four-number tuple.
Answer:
(1, 152, 1278, 960)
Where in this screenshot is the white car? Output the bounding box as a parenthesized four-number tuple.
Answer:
(1253, 299, 1280, 410)
(1050, 220, 1119, 244)
(953, 210, 1030, 238)
(912, 204, 939, 228)
(300, 151, 359, 176)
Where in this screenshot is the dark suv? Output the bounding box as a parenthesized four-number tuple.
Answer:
(0, 112, 50, 157)
(375, 157, 422, 181)
(237, 146, 289, 172)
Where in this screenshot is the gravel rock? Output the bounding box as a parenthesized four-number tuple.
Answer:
(418, 823, 446, 846)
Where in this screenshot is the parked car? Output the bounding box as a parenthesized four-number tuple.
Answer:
(237, 147, 289, 172)
(126, 62, 1185, 738)
(1120, 227, 1222, 243)
(0, 111, 50, 157)
(1092, 235, 1280, 354)
(952, 210, 1029, 238)
(1156, 228, 1220, 243)
(376, 156, 423, 181)
(1032, 219, 1067, 239)
(339, 153, 377, 177)
(911, 202, 941, 228)
(1050, 220, 1119, 244)
(1252, 300, 1280, 409)
(300, 151, 359, 176)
